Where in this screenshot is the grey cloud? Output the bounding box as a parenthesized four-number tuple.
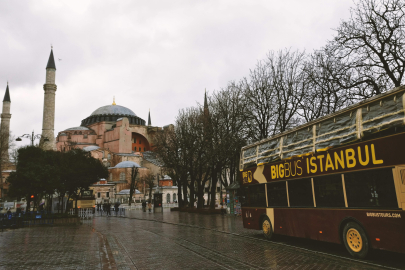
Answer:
(0, 0, 353, 148)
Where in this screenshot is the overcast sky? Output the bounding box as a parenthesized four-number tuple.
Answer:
(0, 0, 354, 148)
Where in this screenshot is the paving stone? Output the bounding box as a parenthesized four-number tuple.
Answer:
(0, 210, 399, 269)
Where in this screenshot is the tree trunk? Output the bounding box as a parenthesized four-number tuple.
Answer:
(207, 177, 211, 207)
(148, 188, 153, 203)
(26, 196, 31, 213)
(65, 194, 72, 213)
(209, 170, 218, 210)
(58, 196, 61, 214)
(229, 162, 234, 185)
(189, 180, 195, 209)
(177, 184, 182, 208)
(129, 166, 139, 206)
(75, 195, 78, 215)
(197, 183, 204, 209)
(182, 180, 188, 208)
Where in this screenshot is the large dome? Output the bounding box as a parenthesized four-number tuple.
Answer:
(81, 104, 145, 127)
(90, 105, 137, 116)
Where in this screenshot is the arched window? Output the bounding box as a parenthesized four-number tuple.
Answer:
(109, 174, 112, 181)
(173, 193, 177, 202)
(120, 172, 126, 181)
(166, 193, 171, 203)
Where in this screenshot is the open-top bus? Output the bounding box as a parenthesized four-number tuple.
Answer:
(240, 86, 405, 258)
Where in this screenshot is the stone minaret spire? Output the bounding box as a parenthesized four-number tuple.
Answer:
(148, 109, 151, 126)
(203, 88, 209, 116)
(39, 48, 57, 150)
(1, 82, 11, 161)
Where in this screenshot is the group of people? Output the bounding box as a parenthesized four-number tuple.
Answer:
(141, 201, 152, 213)
(96, 201, 121, 216)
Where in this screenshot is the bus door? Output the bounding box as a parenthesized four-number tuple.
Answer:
(393, 166, 405, 210)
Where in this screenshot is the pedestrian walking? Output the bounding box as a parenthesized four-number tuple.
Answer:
(148, 201, 152, 213)
(102, 202, 107, 215)
(114, 202, 119, 216)
(106, 202, 111, 216)
(142, 201, 146, 212)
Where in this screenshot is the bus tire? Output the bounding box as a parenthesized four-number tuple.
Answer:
(261, 216, 274, 240)
(343, 222, 369, 259)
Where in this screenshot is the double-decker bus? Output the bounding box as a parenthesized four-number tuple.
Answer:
(240, 85, 405, 258)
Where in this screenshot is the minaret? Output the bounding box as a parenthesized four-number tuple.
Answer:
(148, 109, 151, 126)
(1, 82, 11, 161)
(39, 48, 57, 150)
(203, 89, 209, 116)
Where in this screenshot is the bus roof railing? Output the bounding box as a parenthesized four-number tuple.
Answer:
(240, 85, 405, 170)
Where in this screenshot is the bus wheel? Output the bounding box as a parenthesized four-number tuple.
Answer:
(262, 216, 273, 240)
(343, 222, 369, 259)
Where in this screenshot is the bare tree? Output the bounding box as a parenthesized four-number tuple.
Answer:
(243, 49, 306, 139)
(328, 0, 405, 98)
(242, 60, 276, 141)
(300, 51, 353, 122)
(128, 165, 139, 206)
(140, 171, 155, 202)
(179, 107, 211, 208)
(152, 127, 189, 207)
(207, 83, 248, 208)
(62, 140, 78, 151)
(268, 49, 306, 133)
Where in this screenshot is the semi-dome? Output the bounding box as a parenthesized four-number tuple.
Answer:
(83, 145, 100, 152)
(90, 105, 137, 117)
(113, 161, 141, 168)
(64, 126, 90, 131)
(117, 189, 141, 195)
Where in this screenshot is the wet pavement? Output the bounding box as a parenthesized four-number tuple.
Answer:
(0, 209, 404, 269)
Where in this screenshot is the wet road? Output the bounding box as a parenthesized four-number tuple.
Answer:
(0, 210, 403, 269)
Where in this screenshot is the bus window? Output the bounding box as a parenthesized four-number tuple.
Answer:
(241, 187, 249, 207)
(267, 181, 288, 207)
(313, 174, 345, 208)
(344, 168, 398, 208)
(248, 184, 266, 207)
(288, 178, 314, 207)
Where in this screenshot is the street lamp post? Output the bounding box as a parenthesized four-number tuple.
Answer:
(16, 131, 48, 146)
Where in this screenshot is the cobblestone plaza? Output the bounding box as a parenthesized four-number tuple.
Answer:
(0, 211, 404, 269)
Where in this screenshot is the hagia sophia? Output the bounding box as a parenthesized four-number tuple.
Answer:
(57, 100, 154, 154)
(55, 97, 175, 204)
(0, 48, 177, 205)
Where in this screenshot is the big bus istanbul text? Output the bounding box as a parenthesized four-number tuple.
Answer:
(271, 143, 382, 180)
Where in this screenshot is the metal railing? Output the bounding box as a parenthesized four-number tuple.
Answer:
(69, 208, 95, 219)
